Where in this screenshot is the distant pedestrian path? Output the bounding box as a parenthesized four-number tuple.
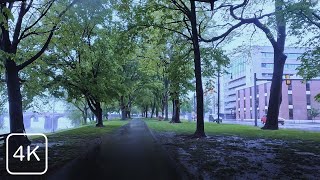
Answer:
(49, 119, 185, 180)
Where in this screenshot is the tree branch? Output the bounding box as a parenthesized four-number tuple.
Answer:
(19, 0, 54, 41)
(17, 0, 80, 71)
(12, 0, 26, 52)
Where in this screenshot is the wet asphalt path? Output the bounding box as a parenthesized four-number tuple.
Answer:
(48, 119, 186, 180)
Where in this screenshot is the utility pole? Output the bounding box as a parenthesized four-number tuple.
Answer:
(217, 67, 220, 122)
(254, 73, 258, 126)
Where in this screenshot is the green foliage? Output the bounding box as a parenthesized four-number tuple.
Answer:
(297, 47, 320, 80)
(166, 40, 194, 100)
(286, 0, 319, 45)
(40, 0, 122, 114)
(180, 98, 193, 113)
(287, 1, 320, 102)
(0, 0, 233, 123)
(202, 48, 230, 78)
(308, 107, 320, 120)
(68, 110, 82, 127)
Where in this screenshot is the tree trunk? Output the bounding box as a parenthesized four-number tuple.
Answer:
(91, 112, 95, 122)
(161, 101, 165, 117)
(127, 102, 131, 119)
(126, 110, 131, 118)
(262, 0, 287, 130)
(171, 99, 175, 121)
(86, 96, 104, 127)
(82, 105, 88, 125)
(156, 106, 159, 118)
(95, 105, 103, 127)
(145, 105, 148, 118)
(164, 78, 169, 121)
(82, 111, 87, 125)
(171, 98, 181, 123)
(120, 96, 126, 120)
(263, 51, 286, 130)
(5, 60, 30, 150)
(151, 98, 156, 118)
(190, 0, 206, 137)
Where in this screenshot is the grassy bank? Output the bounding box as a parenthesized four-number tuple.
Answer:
(0, 119, 128, 175)
(144, 118, 320, 141)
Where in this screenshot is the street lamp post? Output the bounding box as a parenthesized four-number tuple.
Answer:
(217, 64, 221, 123)
(254, 73, 258, 126)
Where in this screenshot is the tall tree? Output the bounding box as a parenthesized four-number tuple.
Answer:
(0, 0, 78, 147)
(200, 0, 288, 130)
(42, 0, 119, 127)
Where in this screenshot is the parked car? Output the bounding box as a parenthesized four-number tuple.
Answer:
(209, 114, 222, 123)
(261, 115, 285, 125)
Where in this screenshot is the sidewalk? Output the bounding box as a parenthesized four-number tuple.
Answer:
(48, 119, 186, 180)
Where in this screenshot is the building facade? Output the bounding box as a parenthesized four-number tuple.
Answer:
(236, 80, 320, 120)
(223, 46, 306, 118)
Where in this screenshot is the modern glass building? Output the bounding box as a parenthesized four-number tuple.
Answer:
(223, 46, 306, 118)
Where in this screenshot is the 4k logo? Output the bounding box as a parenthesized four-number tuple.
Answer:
(6, 133, 48, 175)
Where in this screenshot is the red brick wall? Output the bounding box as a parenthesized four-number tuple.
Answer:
(279, 82, 289, 119)
(292, 81, 307, 120)
(310, 81, 320, 120)
(236, 80, 320, 120)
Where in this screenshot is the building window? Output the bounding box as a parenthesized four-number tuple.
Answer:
(250, 98, 252, 107)
(264, 84, 267, 93)
(256, 86, 259, 94)
(238, 91, 240, 98)
(244, 99, 246, 108)
(244, 111, 246, 119)
(250, 110, 252, 119)
(256, 98, 259, 108)
(265, 109, 268, 115)
(288, 84, 292, 90)
(307, 94, 311, 105)
(288, 94, 293, 105)
(265, 96, 268, 106)
(250, 87, 252, 96)
(243, 89, 246, 97)
(238, 100, 240, 108)
(257, 110, 260, 119)
(261, 63, 274, 68)
(261, 52, 274, 58)
(306, 82, 310, 91)
(289, 109, 293, 120)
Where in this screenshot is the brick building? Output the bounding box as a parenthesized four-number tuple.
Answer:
(236, 80, 320, 120)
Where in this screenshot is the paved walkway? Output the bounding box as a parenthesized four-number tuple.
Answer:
(49, 119, 186, 180)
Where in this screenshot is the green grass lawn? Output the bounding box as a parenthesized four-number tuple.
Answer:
(144, 118, 320, 141)
(43, 119, 127, 140)
(0, 119, 128, 175)
(44, 119, 128, 169)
